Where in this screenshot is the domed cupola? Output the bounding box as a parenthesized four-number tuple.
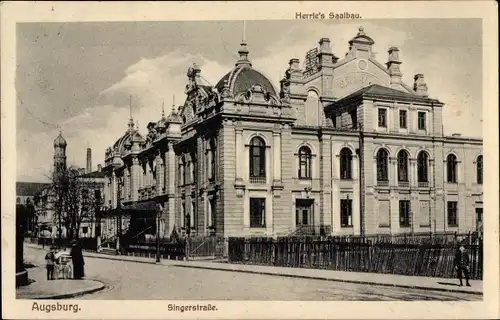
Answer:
(214, 31, 279, 105)
(166, 106, 183, 124)
(54, 132, 67, 148)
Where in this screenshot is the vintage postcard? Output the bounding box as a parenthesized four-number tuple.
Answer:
(1, 1, 499, 319)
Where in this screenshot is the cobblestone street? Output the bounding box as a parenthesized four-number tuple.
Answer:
(23, 246, 482, 301)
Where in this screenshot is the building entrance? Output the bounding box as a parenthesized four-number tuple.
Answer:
(295, 199, 314, 227)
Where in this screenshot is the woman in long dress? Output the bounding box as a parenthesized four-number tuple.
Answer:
(70, 240, 85, 279)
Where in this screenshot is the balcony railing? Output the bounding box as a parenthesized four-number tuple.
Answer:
(418, 181, 430, 188)
(398, 181, 410, 188)
(376, 180, 389, 187)
(249, 176, 266, 184)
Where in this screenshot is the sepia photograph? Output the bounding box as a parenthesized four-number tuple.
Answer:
(2, 1, 499, 319)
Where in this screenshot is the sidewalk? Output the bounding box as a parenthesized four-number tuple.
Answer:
(17, 246, 105, 299)
(24, 243, 483, 295)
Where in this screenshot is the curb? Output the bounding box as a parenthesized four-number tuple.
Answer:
(21, 282, 105, 300)
(25, 244, 483, 296)
(26, 244, 166, 266)
(171, 264, 484, 296)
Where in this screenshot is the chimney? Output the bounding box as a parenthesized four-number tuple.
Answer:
(318, 38, 338, 66)
(86, 148, 92, 173)
(413, 74, 429, 97)
(97, 164, 102, 172)
(386, 47, 402, 88)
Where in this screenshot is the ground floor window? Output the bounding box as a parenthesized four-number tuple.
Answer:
(399, 200, 411, 227)
(447, 201, 458, 227)
(340, 199, 353, 227)
(209, 197, 216, 229)
(250, 198, 266, 228)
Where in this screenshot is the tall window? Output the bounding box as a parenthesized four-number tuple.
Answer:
(476, 155, 483, 184)
(399, 200, 411, 227)
(340, 199, 353, 227)
(340, 148, 353, 180)
(209, 197, 216, 229)
(249, 137, 266, 182)
(376, 149, 389, 183)
(183, 156, 189, 185)
(191, 154, 197, 184)
(447, 201, 458, 227)
(191, 200, 196, 228)
(179, 157, 185, 186)
(397, 150, 409, 183)
(378, 108, 387, 127)
(181, 202, 186, 228)
(210, 138, 216, 181)
(446, 154, 458, 183)
(418, 111, 426, 130)
(417, 151, 429, 183)
(298, 146, 312, 179)
(249, 198, 266, 228)
(399, 110, 407, 128)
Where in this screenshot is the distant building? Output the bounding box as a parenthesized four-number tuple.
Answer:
(28, 133, 106, 239)
(16, 182, 50, 235)
(101, 26, 483, 242)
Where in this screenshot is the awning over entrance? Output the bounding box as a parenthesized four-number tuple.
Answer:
(101, 200, 160, 217)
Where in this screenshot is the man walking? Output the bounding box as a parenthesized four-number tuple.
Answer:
(45, 246, 56, 280)
(454, 245, 471, 287)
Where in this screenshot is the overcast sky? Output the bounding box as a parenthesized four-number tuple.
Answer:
(16, 19, 482, 182)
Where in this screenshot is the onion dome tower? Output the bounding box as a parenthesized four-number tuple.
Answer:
(53, 131, 67, 176)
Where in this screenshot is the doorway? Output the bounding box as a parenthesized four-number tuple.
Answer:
(295, 199, 314, 227)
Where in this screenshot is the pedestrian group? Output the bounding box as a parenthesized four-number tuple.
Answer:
(45, 239, 85, 280)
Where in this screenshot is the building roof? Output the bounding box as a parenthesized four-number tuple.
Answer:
(331, 84, 442, 106)
(16, 182, 50, 196)
(78, 170, 106, 179)
(112, 130, 144, 155)
(215, 66, 278, 98)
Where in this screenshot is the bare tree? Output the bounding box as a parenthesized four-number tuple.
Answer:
(43, 166, 98, 240)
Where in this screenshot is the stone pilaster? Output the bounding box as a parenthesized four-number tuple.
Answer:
(389, 157, 396, 187)
(272, 131, 282, 183)
(130, 157, 140, 201)
(410, 159, 417, 188)
(166, 143, 176, 234)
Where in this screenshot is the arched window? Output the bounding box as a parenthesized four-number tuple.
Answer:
(397, 150, 409, 183)
(298, 146, 312, 179)
(340, 148, 353, 180)
(476, 155, 483, 184)
(417, 151, 429, 184)
(376, 149, 389, 183)
(446, 154, 458, 183)
(249, 137, 266, 182)
(16, 197, 21, 204)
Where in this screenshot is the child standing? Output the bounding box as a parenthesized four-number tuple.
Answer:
(45, 246, 56, 280)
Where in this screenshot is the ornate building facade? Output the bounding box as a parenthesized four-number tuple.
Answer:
(101, 27, 483, 241)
